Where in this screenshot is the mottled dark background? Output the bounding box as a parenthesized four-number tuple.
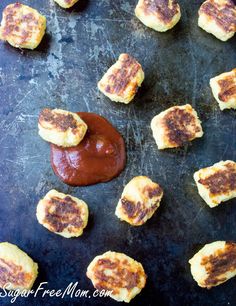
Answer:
(0, 0, 235, 305)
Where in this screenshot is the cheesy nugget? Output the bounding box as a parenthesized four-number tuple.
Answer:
(194, 160, 236, 208)
(210, 68, 236, 110)
(98, 54, 144, 104)
(151, 104, 203, 150)
(36, 189, 89, 238)
(115, 176, 163, 226)
(189, 241, 236, 288)
(0, 3, 46, 49)
(38, 108, 87, 147)
(87, 251, 146, 303)
(135, 0, 181, 32)
(54, 0, 79, 9)
(198, 0, 236, 41)
(0, 242, 38, 291)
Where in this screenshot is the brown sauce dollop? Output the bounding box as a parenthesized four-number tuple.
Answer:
(50, 112, 126, 186)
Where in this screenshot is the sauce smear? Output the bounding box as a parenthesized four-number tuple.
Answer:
(50, 112, 126, 186)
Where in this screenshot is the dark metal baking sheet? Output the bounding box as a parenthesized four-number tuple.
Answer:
(0, 0, 235, 305)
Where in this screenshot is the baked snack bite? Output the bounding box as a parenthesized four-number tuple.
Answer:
(38, 108, 87, 147)
(54, 0, 79, 9)
(151, 104, 203, 150)
(135, 0, 181, 32)
(210, 68, 236, 110)
(36, 189, 89, 238)
(198, 0, 236, 41)
(0, 3, 46, 49)
(0, 242, 38, 291)
(87, 251, 146, 303)
(98, 54, 144, 104)
(194, 160, 236, 208)
(115, 176, 163, 226)
(189, 241, 236, 288)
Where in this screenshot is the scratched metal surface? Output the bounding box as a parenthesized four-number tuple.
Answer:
(0, 0, 235, 305)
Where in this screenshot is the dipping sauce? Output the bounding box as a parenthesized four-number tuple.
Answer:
(50, 112, 126, 186)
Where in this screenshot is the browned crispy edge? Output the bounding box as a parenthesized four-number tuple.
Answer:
(198, 162, 236, 196)
(139, 0, 180, 23)
(162, 107, 202, 147)
(43, 196, 84, 233)
(104, 54, 141, 96)
(0, 258, 33, 288)
(89, 257, 146, 294)
(201, 242, 236, 288)
(217, 70, 236, 102)
(120, 184, 163, 224)
(199, 0, 236, 32)
(39, 109, 79, 133)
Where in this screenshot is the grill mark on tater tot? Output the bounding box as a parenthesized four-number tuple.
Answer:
(121, 197, 159, 223)
(163, 108, 201, 146)
(121, 198, 141, 218)
(105, 54, 141, 95)
(44, 196, 84, 233)
(144, 185, 163, 198)
(198, 162, 236, 196)
(65, 0, 76, 3)
(39, 109, 78, 133)
(0, 258, 32, 287)
(218, 70, 236, 102)
(140, 0, 179, 23)
(1, 3, 40, 44)
(92, 258, 143, 294)
(200, 0, 236, 32)
(201, 242, 236, 288)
